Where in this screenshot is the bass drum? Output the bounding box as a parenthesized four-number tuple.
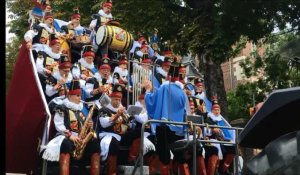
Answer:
(96, 25, 134, 52)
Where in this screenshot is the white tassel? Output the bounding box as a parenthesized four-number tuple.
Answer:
(42, 135, 65, 161)
(143, 137, 155, 155)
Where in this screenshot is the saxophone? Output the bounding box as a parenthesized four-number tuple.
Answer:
(73, 104, 97, 160)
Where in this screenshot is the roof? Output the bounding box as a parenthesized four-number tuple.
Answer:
(238, 87, 300, 148)
(181, 54, 202, 78)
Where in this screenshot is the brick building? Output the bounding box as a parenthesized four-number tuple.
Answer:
(221, 41, 265, 92)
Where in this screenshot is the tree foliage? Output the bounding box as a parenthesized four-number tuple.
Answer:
(6, 38, 22, 93)
(229, 32, 300, 121)
(227, 82, 265, 121)
(113, 0, 300, 118)
(6, 0, 300, 118)
(240, 32, 300, 91)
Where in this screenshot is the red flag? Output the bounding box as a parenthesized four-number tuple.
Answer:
(6, 41, 46, 174)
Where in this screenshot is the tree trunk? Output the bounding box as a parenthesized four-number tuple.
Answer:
(201, 55, 229, 119)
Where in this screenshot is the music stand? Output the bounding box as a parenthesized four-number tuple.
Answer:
(127, 105, 143, 116)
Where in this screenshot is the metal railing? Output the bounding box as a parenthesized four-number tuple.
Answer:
(132, 119, 243, 175)
(127, 59, 156, 106)
(29, 49, 52, 175)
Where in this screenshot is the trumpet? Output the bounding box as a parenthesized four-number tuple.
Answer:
(113, 108, 133, 135)
(120, 110, 132, 124)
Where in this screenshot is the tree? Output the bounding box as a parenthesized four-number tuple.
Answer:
(113, 0, 300, 118)
(6, 0, 300, 118)
(6, 38, 21, 93)
(240, 32, 300, 92)
(228, 32, 300, 121)
(227, 82, 265, 121)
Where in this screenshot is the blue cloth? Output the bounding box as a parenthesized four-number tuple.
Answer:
(53, 20, 61, 33)
(73, 26, 85, 36)
(217, 120, 235, 141)
(148, 46, 155, 58)
(204, 96, 212, 113)
(186, 83, 195, 91)
(91, 67, 98, 74)
(81, 105, 89, 116)
(32, 7, 43, 18)
(53, 19, 69, 33)
(145, 82, 187, 136)
(150, 73, 161, 91)
(81, 88, 88, 101)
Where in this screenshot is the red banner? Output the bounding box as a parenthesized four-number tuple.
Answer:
(6, 41, 46, 174)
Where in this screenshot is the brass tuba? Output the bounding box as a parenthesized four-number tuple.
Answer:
(73, 104, 97, 160)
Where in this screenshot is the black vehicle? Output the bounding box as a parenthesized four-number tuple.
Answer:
(238, 87, 300, 175)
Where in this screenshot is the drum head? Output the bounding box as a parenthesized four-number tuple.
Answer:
(96, 26, 106, 46)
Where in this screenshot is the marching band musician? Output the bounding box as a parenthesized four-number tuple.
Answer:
(128, 92, 158, 174)
(153, 57, 173, 89)
(63, 8, 92, 63)
(193, 78, 213, 113)
(194, 78, 206, 100)
(27, 6, 43, 29)
(72, 45, 98, 81)
(154, 56, 172, 86)
(89, 0, 114, 62)
(36, 50, 57, 77)
(97, 84, 132, 175)
(131, 53, 152, 86)
(112, 56, 128, 87)
(24, 11, 56, 52)
(35, 34, 61, 79)
(142, 62, 192, 175)
(177, 88, 206, 175)
(89, 0, 113, 31)
(203, 99, 236, 175)
(179, 63, 187, 84)
(42, 80, 100, 175)
(44, 33, 62, 61)
(67, 8, 85, 39)
(85, 56, 113, 108)
(129, 36, 145, 61)
(45, 54, 73, 102)
(185, 99, 207, 175)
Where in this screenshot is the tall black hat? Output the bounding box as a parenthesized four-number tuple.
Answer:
(72, 7, 81, 19)
(59, 54, 71, 69)
(110, 84, 123, 98)
(82, 45, 95, 58)
(68, 80, 81, 95)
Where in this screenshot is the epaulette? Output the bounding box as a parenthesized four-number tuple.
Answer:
(98, 106, 112, 117)
(91, 14, 100, 20)
(54, 104, 67, 117)
(113, 72, 120, 79)
(72, 62, 80, 69)
(32, 23, 42, 32)
(60, 25, 69, 34)
(45, 76, 57, 86)
(86, 77, 97, 84)
(134, 46, 141, 52)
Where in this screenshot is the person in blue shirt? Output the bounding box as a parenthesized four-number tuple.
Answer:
(150, 28, 160, 45)
(143, 62, 191, 175)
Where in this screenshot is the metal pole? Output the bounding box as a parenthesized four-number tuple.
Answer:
(234, 129, 239, 174)
(131, 119, 243, 175)
(139, 122, 146, 175)
(192, 125, 196, 175)
(127, 57, 131, 106)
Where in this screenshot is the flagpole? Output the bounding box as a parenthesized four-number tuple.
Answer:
(29, 49, 51, 175)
